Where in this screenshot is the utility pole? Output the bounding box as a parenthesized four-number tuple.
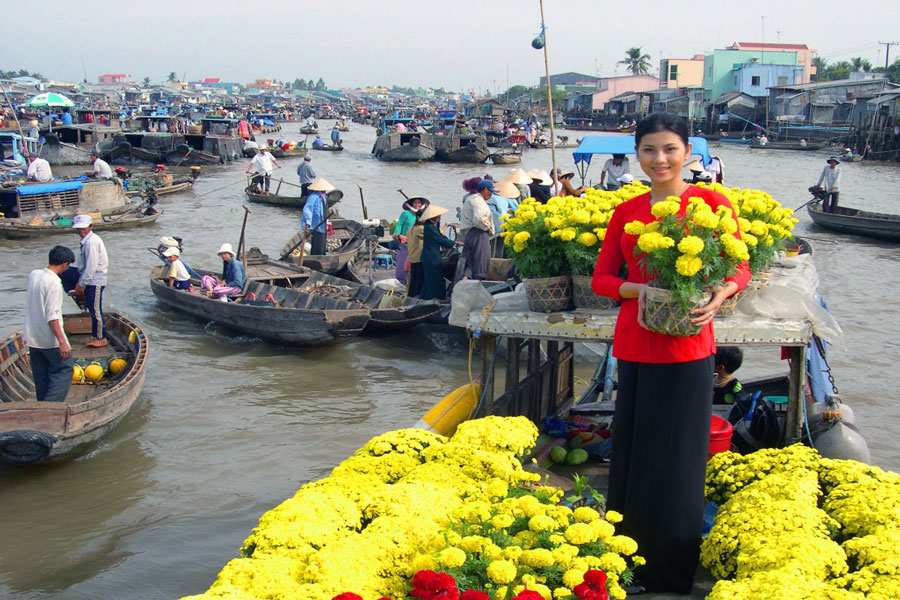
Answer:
(879, 41, 899, 71)
(760, 16, 766, 63)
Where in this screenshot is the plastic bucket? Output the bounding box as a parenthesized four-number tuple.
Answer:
(708, 415, 733, 459)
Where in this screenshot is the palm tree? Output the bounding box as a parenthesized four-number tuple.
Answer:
(850, 57, 872, 72)
(142, 76, 151, 87)
(619, 47, 652, 76)
(812, 56, 827, 81)
(167, 71, 178, 83)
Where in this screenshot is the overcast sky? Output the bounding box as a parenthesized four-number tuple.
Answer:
(6, 0, 899, 92)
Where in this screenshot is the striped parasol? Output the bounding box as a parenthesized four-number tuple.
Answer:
(25, 92, 75, 108)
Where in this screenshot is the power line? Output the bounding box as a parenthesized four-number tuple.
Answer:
(879, 41, 900, 70)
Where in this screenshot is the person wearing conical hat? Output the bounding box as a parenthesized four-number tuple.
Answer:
(417, 204, 460, 301)
(302, 177, 335, 255)
(526, 170, 552, 203)
(503, 168, 532, 203)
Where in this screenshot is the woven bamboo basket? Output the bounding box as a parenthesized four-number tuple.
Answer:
(571, 275, 619, 310)
(523, 275, 572, 313)
(716, 288, 746, 317)
(643, 281, 711, 337)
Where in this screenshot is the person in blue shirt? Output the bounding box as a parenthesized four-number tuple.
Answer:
(60, 109, 73, 126)
(201, 243, 246, 298)
(301, 178, 334, 255)
(330, 125, 341, 147)
(312, 136, 325, 149)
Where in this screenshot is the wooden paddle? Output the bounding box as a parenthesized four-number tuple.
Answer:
(237, 204, 252, 295)
(357, 184, 368, 220)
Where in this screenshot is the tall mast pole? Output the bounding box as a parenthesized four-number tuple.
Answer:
(539, 0, 558, 186)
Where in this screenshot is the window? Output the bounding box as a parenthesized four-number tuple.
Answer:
(751, 76, 761, 86)
(669, 65, 678, 81)
(778, 76, 788, 87)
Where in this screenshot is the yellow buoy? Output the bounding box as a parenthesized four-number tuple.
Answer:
(128, 330, 137, 344)
(414, 383, 482, 437)
(108, 358, 127, 375)
(83, 362, 104, 382)
(72, 364, 84, 383)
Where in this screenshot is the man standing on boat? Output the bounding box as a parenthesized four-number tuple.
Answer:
(245, 146, 281, 196)
(301, 178, 334, 256)
(816, 157, 842, 213)
(24, 245, 76, 402)
(296, 155, 316, 198)
(25, 152, 53, 183)
(62, 215, 109, 348)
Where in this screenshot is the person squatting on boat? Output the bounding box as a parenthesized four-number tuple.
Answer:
(592, 112, 750, 595)
(301, 178, 334, 256)
(816, 156, 842, 213)
(85, 149, 113, 179)
(24, 245, 76, 402)
(459, 178, 495, 280)
(245, 146, 281, 195)
(201, 243, 245, 299)
(60, 214, 109, 348)
(163, 247, 192, 291)
(25, 152, 53, 182)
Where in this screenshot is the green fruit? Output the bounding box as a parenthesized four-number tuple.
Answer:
(549, 446, 568, 464)
(566, 449, 588, 465)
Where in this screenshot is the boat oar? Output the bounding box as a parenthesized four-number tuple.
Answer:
(198, 175, 251, 197)
(397, 188, 410, 200)
(357, 184, 368, 220)
(297, 213, 329, 267)
(236, 204, 251, 261)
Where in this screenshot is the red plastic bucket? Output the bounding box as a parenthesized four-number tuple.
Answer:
(708, 415, 733, 459)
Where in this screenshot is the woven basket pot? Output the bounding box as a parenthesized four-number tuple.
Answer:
(643, 281, 712, 337)
(571, 274, 619, 310)
(716, 288, 746, 317)
(523, 275, 572, 313)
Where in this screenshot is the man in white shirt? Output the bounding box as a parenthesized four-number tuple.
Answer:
(600, 154, 630, 190)
(25, 153, 53, 182)
(24, 245, 76, 402)
(62, 214, 110, 347)
(245, 146, 281, 195)
(86, 150, 113, 178)
(816, 157, 842, 213)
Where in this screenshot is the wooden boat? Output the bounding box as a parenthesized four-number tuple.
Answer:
(0, 178, 129, 222)
(299, 124, 319, 135)
(807, 203, 900, 242)
(0, 312, 149, 463)
(148, 266, 370, 346)
(749, 141, 824, 151)
(433, 134, 489, 163)
(490, 152, 522, 164)
(334, 121, 350, 132)
(244, 187, 343, 210)
(124, 171, 197, 198)
(718, 137, 752, 144)
(125, 180, 193, 198)
(280, 218, 366, 274)
(372, 130, 436, 162)
(0, 205, 162, 239)
(244, 249, 442, 330)
(268, 146, 308, 159)
(311, 143, 344, 152)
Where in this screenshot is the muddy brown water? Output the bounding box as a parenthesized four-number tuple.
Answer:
(1, 129, 898, 599)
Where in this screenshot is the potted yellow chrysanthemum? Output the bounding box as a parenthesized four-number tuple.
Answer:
(626, 196, 749, 336)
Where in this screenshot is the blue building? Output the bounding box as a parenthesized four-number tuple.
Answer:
(732, 62, 806, 97)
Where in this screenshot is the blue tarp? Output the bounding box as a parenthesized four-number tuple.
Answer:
(16, 180, 83, 196)
(572, 135, 711, 166)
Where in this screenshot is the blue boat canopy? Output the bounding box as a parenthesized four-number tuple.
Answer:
(17, 180, 83, 196)
(572, 135, 711, 166)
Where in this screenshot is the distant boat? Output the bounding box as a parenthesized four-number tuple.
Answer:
(807, 203, 900, 242)
(0, 205, 162, 239)
(718, 137, 752, 144)
(749, 141, 824, 151)
(0, 312, 149, 463)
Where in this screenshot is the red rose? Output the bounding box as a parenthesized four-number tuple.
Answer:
(460, 591, 489, 600)
(331, 594, 364, 600)
(511, 591, 544, 600)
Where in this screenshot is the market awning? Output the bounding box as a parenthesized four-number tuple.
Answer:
(16, 180, 83, 196)
(572, 135, 711, 165)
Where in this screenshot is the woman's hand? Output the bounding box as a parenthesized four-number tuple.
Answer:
(635, 283, 649, 330)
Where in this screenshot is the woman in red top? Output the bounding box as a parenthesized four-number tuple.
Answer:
(591, 113, 749, 594)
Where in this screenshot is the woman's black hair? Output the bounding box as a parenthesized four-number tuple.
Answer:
(714, 346, 744, 374)
(635, 112, 690, 147)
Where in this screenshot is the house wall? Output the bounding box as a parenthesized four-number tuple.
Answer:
(703, 50, 798, 101)
(733, 64, 806, 97)
(590, 76, 659, 111)
(660, 57, 705, 89)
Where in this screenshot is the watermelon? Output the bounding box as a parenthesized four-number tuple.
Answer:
(549, 446, 568, 464)
(566, 448, 588, 465)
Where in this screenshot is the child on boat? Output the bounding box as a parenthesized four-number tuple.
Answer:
(163, 247, 192, 291)
(713, 346, 743, 404)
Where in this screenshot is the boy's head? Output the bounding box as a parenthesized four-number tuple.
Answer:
(714, 346, 743, 375)
(48, 245, 76, 267)
(163, 247, 180, 263)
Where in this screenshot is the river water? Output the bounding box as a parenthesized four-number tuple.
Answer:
(1, 128, 898, 599)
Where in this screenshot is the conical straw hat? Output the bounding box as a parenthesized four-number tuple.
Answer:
(504, 168, 533, 185)
(495, 180, 521, 199)
(308, 177, 335, 192)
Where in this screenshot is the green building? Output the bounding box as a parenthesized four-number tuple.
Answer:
(703, 49, 799, 102)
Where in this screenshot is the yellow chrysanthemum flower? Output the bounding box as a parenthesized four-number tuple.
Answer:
(573, 506, 601, 523)
(651, 200, 681, 218)
(486, 559, 517, 584)
(439, 547, 467, 568)
(528, 514, 557, 532)
(564, 522, 597, 545)
(677, 235, 705, 256)
(623, 220, 645, 236)
(578, 232, 599, 247)
(675, 254, 703, 277)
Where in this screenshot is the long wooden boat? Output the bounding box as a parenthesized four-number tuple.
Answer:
(433, 134, 489, 164)
(148, 266, 370, 346)
(807, 203, 900, 242)
(311, 143, 344, 152)
(0, 205, 162, 239)
(268, 146, 308, 159)
(299, 125, 319, 135)
(0, 178, 129, 222)
(372, 132, 436, 162)
(718, 138, 752, 144)
(749, 141, 824, 151)
(244, 187, 343, 210)
(280, 218, 366, 274)
(0, 312, 149, 463)
(125, 174, 195, 198)
(244, 249, 442, 330)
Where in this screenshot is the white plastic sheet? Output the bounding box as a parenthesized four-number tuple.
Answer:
(448, 280, 495, 327)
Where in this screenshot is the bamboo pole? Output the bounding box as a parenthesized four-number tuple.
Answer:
(539, 0, 559, 188)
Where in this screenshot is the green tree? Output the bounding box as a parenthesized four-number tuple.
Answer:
(142, 76, 151, 87)
(307, 79, 315, 90)
(812, 56, 827, 82)
(619, 47, 652, 76)
(293, 77, 305, 90)
(167, 71, 178, 83)
(825, 60, 852, 81)
(850, 57, 872, 72)
(315, 77, 325, 91)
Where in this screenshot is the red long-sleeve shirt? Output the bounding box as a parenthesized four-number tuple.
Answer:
(592, 185, 750, 363)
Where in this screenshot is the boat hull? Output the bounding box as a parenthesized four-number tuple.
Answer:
(807, 204, 900, 242)
(0, 206, 162, 239)
(0, 313, 149, 463)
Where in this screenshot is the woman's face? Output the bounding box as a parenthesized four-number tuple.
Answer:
(636, 131, 691, 187)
